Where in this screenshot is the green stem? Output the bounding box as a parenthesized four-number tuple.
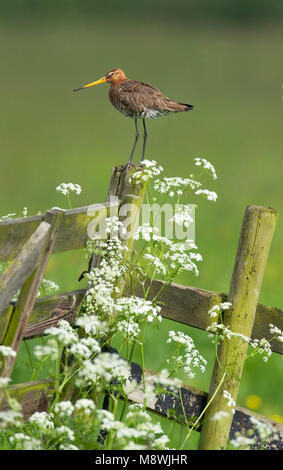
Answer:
(140, 342, 145, 395)
(178, 387, 188, 426)
(119, 398, 128, 422)
(66, 194, 72, 209)
(107, 396, 118, 449)
(24, 340, 34, 374)
(128, 341, 136, 364)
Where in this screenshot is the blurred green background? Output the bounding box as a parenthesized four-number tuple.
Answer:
(1, 1, 282, 448)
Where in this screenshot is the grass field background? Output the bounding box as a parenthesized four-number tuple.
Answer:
(1, 15, 282, 448)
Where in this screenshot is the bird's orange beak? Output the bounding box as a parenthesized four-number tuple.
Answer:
(73, 76, 107, 92)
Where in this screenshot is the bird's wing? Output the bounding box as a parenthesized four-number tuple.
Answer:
(118, 80, 173, 112)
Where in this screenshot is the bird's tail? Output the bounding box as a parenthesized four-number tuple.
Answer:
(180, 103, 194, 111)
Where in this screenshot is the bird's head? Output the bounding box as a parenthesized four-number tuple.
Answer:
(74, 68, 127, 91)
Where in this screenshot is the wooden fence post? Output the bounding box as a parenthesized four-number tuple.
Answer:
(198, 205, 278, 450)
(108, 164, 147, 296)
(87, 163, 147, 291)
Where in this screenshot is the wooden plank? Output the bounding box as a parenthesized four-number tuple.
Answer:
(132, 280, 283, 355)
(2, 380, 54, 420)
(24, 288, 86, 339)
(0, 215, 41, 263)
(198, 205, 278, 450)
(0, 202, 117, 262)
(128, 280, 223, 331)
(20, 280, 283, 355)
(1, 210, 64, 379)
(129, 361, 283, 450)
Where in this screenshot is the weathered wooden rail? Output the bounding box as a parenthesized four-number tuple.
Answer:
(0, 164, 282, 450)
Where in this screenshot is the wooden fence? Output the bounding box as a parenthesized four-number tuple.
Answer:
(0, 164, 282, 450)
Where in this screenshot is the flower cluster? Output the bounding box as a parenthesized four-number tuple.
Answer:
(34, 339, 59, 361)
(208, 302, 232, 318)
(44, 320, 78, 347)
(152, 157, 217, 202)
(42, 319, 101, 361)
(0, 377, 11, 389)
(194, 189, 217, 201)
(194, 157, 217, 180)
(76, 352, 131, 389)
(100, 403, 170, 450)
(9, 433, 42, 450)
(54, 401, 75, 418)
(38, 278, 60, 297)
(117, 318, 140, 341)
(116, 296, 162, 325)
(41, 279, 59, 293)
(145, 368, 182, 394)
(75, 314, 108, 337)
(249, 338, 272, 362)
(56, 183, 82, 196)
(167, 330, 207, 379)
(170, 205, 194, 228)
(6, 396, 171, 451)
(269, 324, 283, 343)
(0, 346, 16, 358)
(207, 322, 250, 343)
(83, 218, 129, 320)
(140, 229, 202, 278)
(29, 411, 55, 430)
(0, 409, 23, 430)
(134, 223, 159, 242)
(130, 160, 163, 184)
(206, 317, 273, 362)
(0, 205, 30, 221)
(143, 253, 167, 276)
(163, 242, 202, 275)
(154, 176, 201, 198)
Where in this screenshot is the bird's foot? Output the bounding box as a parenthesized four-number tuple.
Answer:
(116, 161, 143, 174)
(120, 160, 132, 172)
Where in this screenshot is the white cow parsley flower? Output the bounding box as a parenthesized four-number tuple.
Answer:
(195, 189, 218, 201)
(56, 183, 82, 195)
(0, 346, 17, 357)
(194, 157, 217, 180)
(29, 411, 54, 430)
(167, 330, 207, 378)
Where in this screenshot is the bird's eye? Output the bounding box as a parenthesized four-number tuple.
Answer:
(110, 72, 115, 76)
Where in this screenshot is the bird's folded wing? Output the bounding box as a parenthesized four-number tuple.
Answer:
(118, 81, 172, 112)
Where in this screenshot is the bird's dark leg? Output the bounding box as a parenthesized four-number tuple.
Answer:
(128, 118, 139, 165)
(141, 119, 148, 161)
